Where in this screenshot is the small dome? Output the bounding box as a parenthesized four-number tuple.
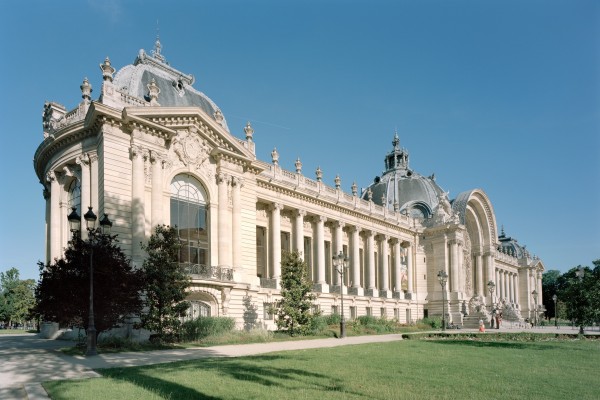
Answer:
(497, 227, 530, 259)
(112, 47, 229, 132)
(362, 132, 445, 218)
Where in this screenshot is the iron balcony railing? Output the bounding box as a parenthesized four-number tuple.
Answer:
(181, 263, 234, 282)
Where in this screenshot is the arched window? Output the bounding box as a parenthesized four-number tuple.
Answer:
(67, 180, 81, 213)
(182, 301, 211, 322)
(170, 175, 209, 267)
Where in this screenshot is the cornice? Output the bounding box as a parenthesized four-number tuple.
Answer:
(255, 179, 415, 236)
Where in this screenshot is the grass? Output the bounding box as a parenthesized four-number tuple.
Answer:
(44, 335, 599, 400)
(0, 329, 37, 335)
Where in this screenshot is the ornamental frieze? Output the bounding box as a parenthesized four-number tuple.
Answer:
(173, 128, 210, 168)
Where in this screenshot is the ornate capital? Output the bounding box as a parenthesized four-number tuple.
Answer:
(270, 202, 284, 212)
(295, 209, 307, 218)
(231, 176, 244, 188)
(131, 145, 144, 159)
(216, 172, 229, 185)
(313, 215, 326, 224)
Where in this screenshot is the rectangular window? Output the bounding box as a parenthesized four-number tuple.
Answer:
(350, 306, 357, 320)
(332, 305, 339, 315)
(366, 307, 372, 317)
(380, 307, 386, 318)
(394, 308, 399, 321)
(281, 231, 290, 253)
(325, 240, 331, 284)
(304, 237, 313, 280)
(256, 227, 267, 278)
(406, 308, 412, 323)
(311, 304, 320, 315)
(263, 303, 274, 320)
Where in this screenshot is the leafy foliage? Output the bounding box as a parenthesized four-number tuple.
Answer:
(273, 251, 317, 336)
(35, 229, 144, 337)
(181, 316, 235, 341)
(555, 260, 600, 332)
(139, 225, 190, 342)
(0, 268, 36, 326)
(242, 295, 259, 331)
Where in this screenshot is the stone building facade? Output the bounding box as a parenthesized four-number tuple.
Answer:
(34, 41, 545, 330)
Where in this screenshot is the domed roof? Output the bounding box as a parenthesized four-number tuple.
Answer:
(362, 133, 445, 218)
(112, 39, 229, 132)
(497, 227, 531, 259)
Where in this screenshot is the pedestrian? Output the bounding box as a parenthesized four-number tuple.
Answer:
(478, 319, 485, 333)
(496, 312, 501, 329)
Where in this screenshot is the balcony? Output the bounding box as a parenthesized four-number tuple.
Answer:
(181, 263, 233, 282)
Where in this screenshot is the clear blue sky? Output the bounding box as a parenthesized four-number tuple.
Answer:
(1, 0, 598, 281)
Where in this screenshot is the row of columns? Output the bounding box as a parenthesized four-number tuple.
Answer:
(495, 268, 520, 304)
(268, 202, 414, 295)
(46, 153, 99, 262)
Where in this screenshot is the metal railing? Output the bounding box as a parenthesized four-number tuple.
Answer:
(181, 263, 234, 281)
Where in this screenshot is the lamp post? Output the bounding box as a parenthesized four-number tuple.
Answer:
(552, 294, 558, 329)
(575, 266, 585, 334)
(437, 270, 448, 332)
(487, 280, 495, 328)
(532, 290, 538, 327)
(68, 206, 112, 356)
(332, 251, 349, 339)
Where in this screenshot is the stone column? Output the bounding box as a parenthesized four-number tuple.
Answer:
(393, 240, 402, 294)
(314, 215, 328, 292)
(485, 251, 494, 288)
(231, 177, 243, 270)
(217, 172, 232, 267)
(350, 226, 362, 294)
(270, 202, 283, 280)
(514, 273, 521, 307)
(406, 241, 414, 295)
(333, 221, 345, 285)
(77, 155, 91, 239)
(48, 172, 61, 261)
(450, 240, 459, 292)
(89, 153, 99, 213)
(150, 152, 164, 228)
(457, 241, 464, 293)
(379, 235, 389, 296)
(495, 269, 501, 298)
(475, 253, 483, 295)
(366, 230, 376, 295)
(506, 271, 510, 301)
(131, 145, 145, 264)
(294, 209, 306, 259)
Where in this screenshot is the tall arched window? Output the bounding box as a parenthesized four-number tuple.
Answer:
(170, 175, 209, 266)
(67, 179, 81, 213)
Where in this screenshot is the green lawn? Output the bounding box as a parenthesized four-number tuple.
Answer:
(44, 337, 599, 400)
(0, 329, 36, 335)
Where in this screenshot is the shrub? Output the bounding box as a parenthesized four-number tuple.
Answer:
(309, 315, 329, 334)
(182, 316, 235, 341)
(420, 317, 442, 329)
(325, 313, 341, 325)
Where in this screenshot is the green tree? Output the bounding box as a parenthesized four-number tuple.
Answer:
(0, 268, 36, 327)
(542, 269, 561, 319)
(556, 260, 600, 334)
(35, 229, 144, 338)
(273, 251, 317, 336)
(139, 225, 190, 342)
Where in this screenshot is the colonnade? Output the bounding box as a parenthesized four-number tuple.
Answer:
(266, 202, 415, 297)
(494, 268, 520, 304)
(46, 153, 99, 262)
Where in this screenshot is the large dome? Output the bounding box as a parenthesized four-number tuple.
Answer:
(112, 39, 229, 132)
(362, 133, 445, 219)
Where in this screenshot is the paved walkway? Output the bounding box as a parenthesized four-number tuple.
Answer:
(1, 326, 596, 399)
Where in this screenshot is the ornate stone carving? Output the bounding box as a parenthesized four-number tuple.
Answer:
(100, 57, 115, 82)
(173, 128, 210, 168)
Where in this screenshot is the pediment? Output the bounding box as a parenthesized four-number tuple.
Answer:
(120, 106, 262, 172)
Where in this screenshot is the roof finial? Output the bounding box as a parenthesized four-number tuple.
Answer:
(392, 129, 400, 149)
(152, 20, 166, 63)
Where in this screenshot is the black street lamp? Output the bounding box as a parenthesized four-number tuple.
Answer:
(332, 251, 349, 338)
(68, 206, 112, 356)
(575, 266, 585, 334)
(437, 270, 448, 332)
(487, 280, 495, 328)
(532, 290, 538, 327)
(552, 294, 558, 329)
